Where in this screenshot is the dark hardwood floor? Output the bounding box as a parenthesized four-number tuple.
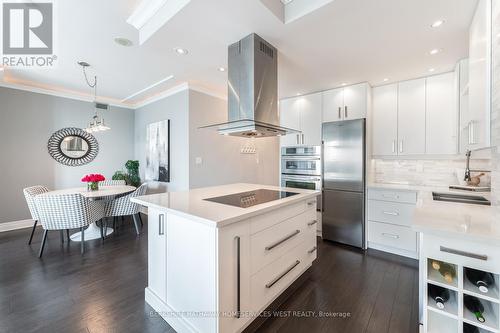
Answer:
(0, 217, 419, 333)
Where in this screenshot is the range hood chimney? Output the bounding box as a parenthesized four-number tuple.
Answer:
(201, 33, 300, 138)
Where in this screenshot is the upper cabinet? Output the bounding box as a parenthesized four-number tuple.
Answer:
(398, 78, 426, 155)
(372, 84, 398, 156)
(372, 74, 458, 156)
(279, 92, 322, 146)
(467, 0, 492, 150)
(323, 83, 368, 122)
(426, 73, 458, 154)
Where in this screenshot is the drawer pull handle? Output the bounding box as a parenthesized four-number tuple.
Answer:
(308, 246, 317, 254)
(307, 220, 318, 226)
(307, 201, 316, 207)
(382, 211, 399, 216)
(440, 246, 487, 261)
(382, 232, 399, 239)
(235, 236, 241, 318)
(159, 214, 165, 235)
(265, 260, 301, 288)
(265, 230, 301, 251)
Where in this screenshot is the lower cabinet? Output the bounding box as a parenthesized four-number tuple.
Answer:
(367, 187, 418, 259)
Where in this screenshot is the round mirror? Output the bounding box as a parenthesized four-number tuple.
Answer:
(48, 128, 99, 166)
(59, 135, 90, 159)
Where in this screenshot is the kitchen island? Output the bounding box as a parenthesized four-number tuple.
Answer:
(131, 183, 320, 333)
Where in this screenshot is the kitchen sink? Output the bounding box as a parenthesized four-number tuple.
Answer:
(432, 192, 491, 206)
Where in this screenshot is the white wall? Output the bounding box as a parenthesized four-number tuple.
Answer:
(188, 90, 279, 188)
(134, 89, 190, 193)
(0, 87, 135, 223)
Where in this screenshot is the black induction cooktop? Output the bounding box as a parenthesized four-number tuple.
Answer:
(204, 189, 299, 208)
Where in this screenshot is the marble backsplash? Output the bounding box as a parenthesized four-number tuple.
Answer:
(370, 159, 492, 187)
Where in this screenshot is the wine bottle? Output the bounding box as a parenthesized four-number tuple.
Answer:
(464, 295, 486, 323)
(428, 284, 450, 309)
(466, 268, 495, 293)
(463, 323, 480, 333)
(438, 263, 456, 283)
(431, 260, 441, 271)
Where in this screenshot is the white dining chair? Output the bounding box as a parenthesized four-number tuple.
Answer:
(23, 185, 50, 245)
(34, 193, 105, 257)
(104, 183, 147, 235)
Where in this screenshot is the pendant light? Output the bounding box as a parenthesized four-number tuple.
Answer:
(79, 61, 110, 133)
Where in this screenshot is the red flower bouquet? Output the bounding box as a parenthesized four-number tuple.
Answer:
(81, 174, 105, 191)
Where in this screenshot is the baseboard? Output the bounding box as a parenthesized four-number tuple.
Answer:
(0, 219, 34, 233)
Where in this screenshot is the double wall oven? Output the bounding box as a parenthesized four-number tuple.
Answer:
(280, 146, 322, 209)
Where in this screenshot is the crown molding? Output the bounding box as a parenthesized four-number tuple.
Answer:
(0, 78, 227, 110)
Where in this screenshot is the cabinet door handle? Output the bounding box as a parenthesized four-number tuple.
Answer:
(382, 211, 399, 216)
(399, 141, 403, 153)
(158, 214, 165, 235)
(440, 246, 487, 261)
(301, 134, 305, 144)
(296, 134, 300, 144)
(265, 260, 300, 288)
(308, 246, 318, 254)
(235, 236, 241, 318)
(382, 232, 399, 239)
(307, 220, 318, 226)
(344, 106, 348, 118)
(392, 140, 396, 153)
(265, 230, 300, 251)
(338, 107, 342, 119)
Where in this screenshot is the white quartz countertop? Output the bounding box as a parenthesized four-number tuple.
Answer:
(368, 182, 500, 243)
(131, 183, 320, 227)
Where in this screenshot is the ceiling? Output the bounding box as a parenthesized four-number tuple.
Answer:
(1, 0, 478, 108)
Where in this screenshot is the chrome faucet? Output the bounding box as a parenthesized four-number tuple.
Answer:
(464, 150, 472, 182)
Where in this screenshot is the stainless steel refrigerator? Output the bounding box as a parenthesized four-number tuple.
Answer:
(322, 119, 366, 249)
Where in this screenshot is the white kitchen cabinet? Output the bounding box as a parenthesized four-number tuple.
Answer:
(372, 84, 398, 155)
(457, 59, 471, 154)
(468, 0, 492, 150)
(398, 78, 426, 155)
(426, 72, 458, 154)
(322, 83, 368, 122)
(279, 93, 322, 146)
(322, 87, 344, 122)
(300, 92, 322, 145)
(279, 97, 301, 146)
(147, 208, 167, 301)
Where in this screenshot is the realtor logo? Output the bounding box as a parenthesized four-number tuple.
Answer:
(2, 1, 56, 67)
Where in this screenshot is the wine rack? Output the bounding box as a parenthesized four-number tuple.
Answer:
(425, 258, 500, 333)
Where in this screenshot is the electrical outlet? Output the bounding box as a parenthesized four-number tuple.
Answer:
(195, 157, 203, 165)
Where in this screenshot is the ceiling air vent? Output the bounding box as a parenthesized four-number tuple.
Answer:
(259, 41, 274, 58)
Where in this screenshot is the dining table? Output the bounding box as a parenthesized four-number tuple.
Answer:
(37, 185, 136, 241)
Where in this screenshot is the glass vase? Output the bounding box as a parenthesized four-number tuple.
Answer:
(87, 182, 99, 191)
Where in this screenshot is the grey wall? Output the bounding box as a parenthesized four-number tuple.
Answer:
(0, 87, 135, 223)
(188, 90, 279, 188)
(134, 90, 190, 192)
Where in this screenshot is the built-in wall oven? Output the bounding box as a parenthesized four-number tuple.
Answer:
(280, 146, 322, 210)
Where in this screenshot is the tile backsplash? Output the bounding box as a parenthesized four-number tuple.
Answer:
(370, 159, 492, 187)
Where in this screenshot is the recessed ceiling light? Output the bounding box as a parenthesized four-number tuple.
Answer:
(296, 93, 301, 96)
(383, 78, 389, 82)
(429, 68, 436, 72)
(174, 47, 188, 55)
(429, 48, 441, 55)
(431, 20, 445, 28)
(114, 37, 133, 47)
(341, 83, 347, 86)
(218, 67, 226, 72)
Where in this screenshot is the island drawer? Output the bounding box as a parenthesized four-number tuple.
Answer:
(250, 209, 316, 274)
(249, 198, 317, 235)
(368, 188, 417, 204)
(368, 221, 417, 253)
(367, 200, 415, 226)
(250, 241, 312, 312)
(421, 234, 500, 273)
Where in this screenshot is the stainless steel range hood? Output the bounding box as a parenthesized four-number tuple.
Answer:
(200, 33, 300, 138)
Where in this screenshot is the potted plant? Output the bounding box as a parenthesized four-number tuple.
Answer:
(112, 160, 141, 187)
(81, 173, 105, 191)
